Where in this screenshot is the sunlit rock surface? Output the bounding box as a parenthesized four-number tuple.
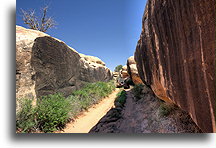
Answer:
(134, 0, 215, 132)
(16, 26, 112, 100)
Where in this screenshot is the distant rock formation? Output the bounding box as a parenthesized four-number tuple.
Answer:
(120, 65, 129, 78)
(113, 72, 120, 80)
(134, 0, 215, 132)
(16, 26, 112, 100)
(79, 54, 105, 66)
(127, 56, 143, 84)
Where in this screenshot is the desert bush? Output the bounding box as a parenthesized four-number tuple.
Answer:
(125, 78, 134, 86)
(68, 81, 115, 118)
(36, 93, 71, 133)
(16, 99, 37, 133)
(72, 81, 115, 99)
(16, 81, 115, 133)
(159, 103, 175, 117)
(115, 90, 127, 107)
(132, 84, 144, 101)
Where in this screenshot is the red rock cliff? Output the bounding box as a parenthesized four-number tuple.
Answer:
(135, 0, 215, 132)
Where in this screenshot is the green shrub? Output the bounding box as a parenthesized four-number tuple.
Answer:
(115, 90, 127, 106)
(72, 81, 115, 99)
(67, 95, 82, 117)
(159, 103, 175, 117)
(114, 65, 123, 72)
(16, 99, 37, 133)
(16, 81, 115, 133)
(132, 84, 144, 101)
(125, 78, 134, 86)
(68, 80, 115, 118)
(36, 94, 71, 133)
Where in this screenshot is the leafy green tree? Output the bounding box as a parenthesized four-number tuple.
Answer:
(114, 65, 123, 72)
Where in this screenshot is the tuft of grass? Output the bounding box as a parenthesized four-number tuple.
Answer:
(158, 103, 175, 117)
(115, 90, 127, 107)
(132, 84, 144, 101)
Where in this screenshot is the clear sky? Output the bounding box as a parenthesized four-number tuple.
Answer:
(16, 0, 147, 71)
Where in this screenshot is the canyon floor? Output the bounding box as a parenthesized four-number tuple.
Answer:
(59, 86, 201, 133)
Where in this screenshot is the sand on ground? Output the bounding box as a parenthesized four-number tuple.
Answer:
(58, 89, 120, 133)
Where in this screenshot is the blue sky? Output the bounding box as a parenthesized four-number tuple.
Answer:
(16, 0, 147, 71)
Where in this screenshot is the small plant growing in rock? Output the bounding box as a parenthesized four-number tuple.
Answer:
(115, 90, 127, 107)
(132, 84, 144, 101)
(158, 103, 175, 117)
(124, 78, 134, 86)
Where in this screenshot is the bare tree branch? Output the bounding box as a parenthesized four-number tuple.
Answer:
(21, 6, 56, 32)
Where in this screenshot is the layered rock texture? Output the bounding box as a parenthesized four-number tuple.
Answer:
(16, 26, 112, 100)
(127, 56, 143, 84)
(135, 0, 215, 132)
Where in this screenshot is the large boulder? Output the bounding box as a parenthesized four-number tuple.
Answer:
(127, 56, 143, 84)
(134, 0, 215, 132)
(16, 26, 112, 100)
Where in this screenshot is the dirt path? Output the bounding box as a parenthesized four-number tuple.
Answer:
(58, 89, 120, 133)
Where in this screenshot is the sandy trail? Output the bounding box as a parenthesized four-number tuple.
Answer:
(59, 89, 120, 133)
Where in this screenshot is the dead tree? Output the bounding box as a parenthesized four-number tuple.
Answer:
(21, 6, 56, 32)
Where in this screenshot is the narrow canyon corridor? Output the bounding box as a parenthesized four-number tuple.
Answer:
(15, 0, 215, 135)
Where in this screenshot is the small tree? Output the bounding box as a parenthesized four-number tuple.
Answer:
(21, 6, 56, 32)
(114, 65, 123, 72)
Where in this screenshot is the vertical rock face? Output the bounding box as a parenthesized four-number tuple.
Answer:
(16, 26, 112, 100)
(127, 56, 143, 84)
(16, 26, 48, 100)
(134, 0, 215, 132)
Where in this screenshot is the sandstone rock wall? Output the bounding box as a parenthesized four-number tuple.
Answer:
(134, 0, 215, 132)
(16, 26, 112, 100)
(127, 56, 143, 84)
(16, 26, 48, 100)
